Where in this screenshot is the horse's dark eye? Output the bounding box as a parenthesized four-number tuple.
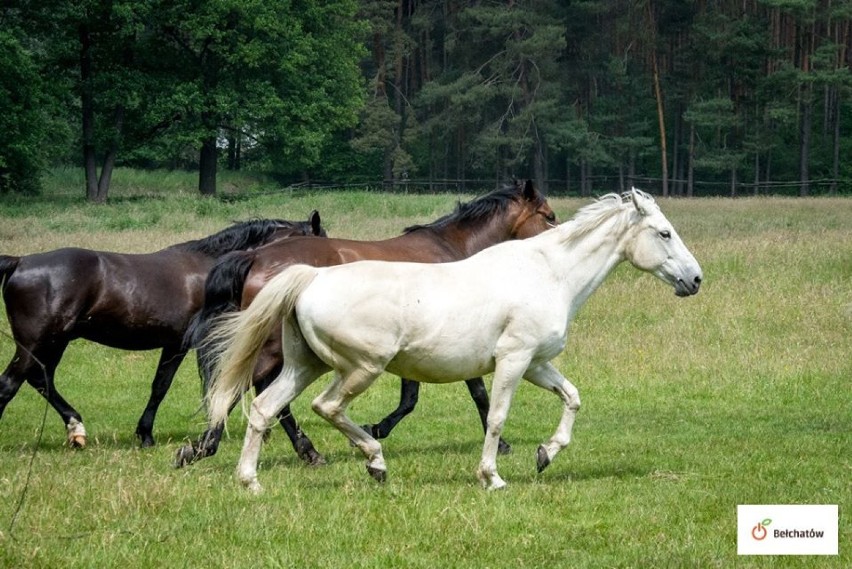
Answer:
(659, 230, 671, 239)
(546, 212, 556, 222)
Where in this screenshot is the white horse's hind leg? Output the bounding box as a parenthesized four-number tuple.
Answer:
(523, 362, 581, 473)
(311, 368, 386, 482)
(236, 321, 329, 493)
(477, 354, 529, 490)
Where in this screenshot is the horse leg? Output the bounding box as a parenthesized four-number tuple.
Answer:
(311, 368, 386, 482)
(523, 362, 581, 473)
(252, 335, 325, 466)
(21, 347, 88, 448)
(136, 346, 186, 447)
(236, 354, 328, 493)
(464, 377, 512, 455)
(174, 422, 225, 468)
(360, 378, 420, 439)
(477, 354, 530, 490)
(0, 356, 29, 420)
(275, 405, 326, 466)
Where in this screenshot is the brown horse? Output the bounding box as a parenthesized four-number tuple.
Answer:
(0, 213, 325, 448)
(176, 180, 556, 467)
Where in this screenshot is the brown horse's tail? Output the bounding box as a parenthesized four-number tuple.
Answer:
(0, 255, 20, 291)
(204, 264, 318, 427)
(184, 250, 257, 393)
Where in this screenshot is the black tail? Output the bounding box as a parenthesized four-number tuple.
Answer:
(0, 255, 20, 290)
(184, 251, 257, 391)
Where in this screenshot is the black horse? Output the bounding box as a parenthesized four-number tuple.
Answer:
(0, 213, 324, 447)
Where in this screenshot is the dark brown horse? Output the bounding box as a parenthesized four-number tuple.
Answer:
(176, 180, 556, 467)
(0, 213, 325, 448)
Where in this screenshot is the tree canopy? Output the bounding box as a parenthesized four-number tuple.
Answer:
(1, 0, 850, 198)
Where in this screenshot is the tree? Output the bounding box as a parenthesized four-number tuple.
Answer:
(146, 0, 365, 195)
(0, 31, 54, 194)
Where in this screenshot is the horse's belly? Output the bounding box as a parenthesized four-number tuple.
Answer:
(385, 347, 495, 383)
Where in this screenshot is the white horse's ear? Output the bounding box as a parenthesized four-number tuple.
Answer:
(631, 188, 649, 216)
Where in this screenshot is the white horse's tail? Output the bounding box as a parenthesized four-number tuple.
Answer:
(204, 264, 319, 427)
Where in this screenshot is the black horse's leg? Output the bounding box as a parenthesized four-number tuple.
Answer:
(0, 358, 28, 421)
(136, 346, 187, 447)
(14, 345, 88, 447)
(464, 377, 512, 454)
(174, 422, 225, 468)
(274, 404, 326, 466)
(174, 349, 243, 467)
(361, 378, 421, 439)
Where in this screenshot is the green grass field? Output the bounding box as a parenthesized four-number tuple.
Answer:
(0, 177, 849, 567)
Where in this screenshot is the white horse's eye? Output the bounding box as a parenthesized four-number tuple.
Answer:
(659, 230, 671, 239)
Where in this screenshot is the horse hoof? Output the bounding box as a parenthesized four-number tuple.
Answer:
(536, 445, 551, 473)
(69, 435, 87, 449)
(139, 436, 155, 448)
(304, 450, 327, 467)
(366, 465, 387, 483)
(497, 439, 513, 455)
(174, 445, 196, 469)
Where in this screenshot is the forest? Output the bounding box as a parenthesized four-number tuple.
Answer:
(1, 0, 850, 199)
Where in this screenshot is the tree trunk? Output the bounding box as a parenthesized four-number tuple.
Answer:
(199, 137, 218, 196)
(95, 105, 125, 203)
(79, 24, 99, 202)
(730, 164, 737, 197)
(830, 90, 840, 194)
(753, 151, 760, 196)
(532, 125, 546, 194)
(687, 122, 695, 198)
(628, 147, 636, 189)
(647, 2, 668, 197)
(798, 82, 811, 196)
(227, 134, 237, 170)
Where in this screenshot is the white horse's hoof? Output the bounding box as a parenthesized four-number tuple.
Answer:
(366, 464, 387, 483)
(477, 467, 507, 490)
(536, 445, 552, 473)
(243, 479, 263, 495)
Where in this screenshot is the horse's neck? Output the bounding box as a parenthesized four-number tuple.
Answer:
(383, 231, 462, 261)
(546, 217, 630, 319)
(434, 219, 515, 258)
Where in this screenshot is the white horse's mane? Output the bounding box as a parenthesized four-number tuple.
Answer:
(558, 189, 656, 244)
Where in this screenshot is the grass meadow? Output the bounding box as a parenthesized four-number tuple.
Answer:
(0, 173, 849, 567)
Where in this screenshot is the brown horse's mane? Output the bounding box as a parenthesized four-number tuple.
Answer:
(402, 182, 539, 234)
(175, 219, 302, 258)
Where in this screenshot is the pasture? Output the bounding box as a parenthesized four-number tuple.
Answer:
(0, 183, 849, 567)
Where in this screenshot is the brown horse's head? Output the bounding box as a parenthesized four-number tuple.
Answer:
(508, 179, 557, 239)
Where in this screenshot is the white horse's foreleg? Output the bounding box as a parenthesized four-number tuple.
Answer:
(523, 362, 581, 473)
(311, 369, 386, 481)
(477, 354, 529, 490)
(237, 351, 328, 494)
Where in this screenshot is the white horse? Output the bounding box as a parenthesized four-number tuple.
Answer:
(205, 189, 702, 492)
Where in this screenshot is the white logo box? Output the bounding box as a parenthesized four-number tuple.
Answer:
(737, 504, 838, 556)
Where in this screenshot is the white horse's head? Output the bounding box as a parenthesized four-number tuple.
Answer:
(623, 188, 703, 297)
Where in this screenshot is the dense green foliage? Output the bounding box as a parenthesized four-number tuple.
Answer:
(1, 1, 850, 198)
(0, 191, 849, 566)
